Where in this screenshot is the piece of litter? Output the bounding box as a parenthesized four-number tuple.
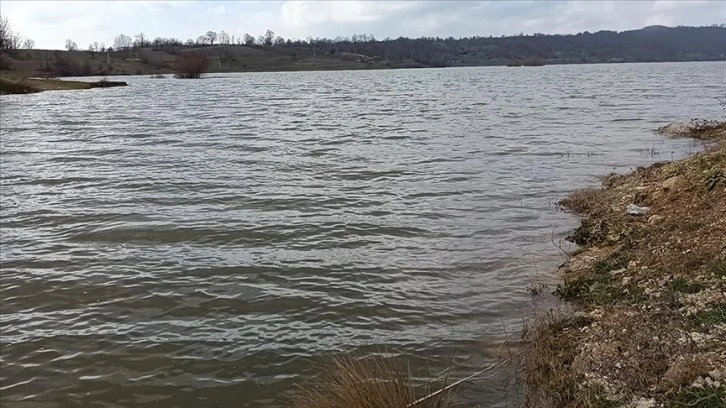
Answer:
(626, 204, 650, 215)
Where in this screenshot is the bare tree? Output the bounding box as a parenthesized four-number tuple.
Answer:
(0, 15, 22, 53)
(65, 39, 78, 51)
(22, 38, 35, 49)
(274, 36, 285, 46)
(264, 29, 275, 46)
(135, 32, 146, 48)
(243, 33, 255, 45)
(206, 31, 217, 45)
(258, 35, 265, 46)
(113, 34, 132, 50)
(219, 30, 230, 45)
(175, 51, 209, 78)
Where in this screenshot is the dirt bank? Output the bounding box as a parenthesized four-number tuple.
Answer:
(524, 122, 726, 407)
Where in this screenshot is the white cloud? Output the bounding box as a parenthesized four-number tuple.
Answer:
(281, 1, 413, 26)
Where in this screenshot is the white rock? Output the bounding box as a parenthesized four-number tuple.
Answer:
(630, 397, 656, 408)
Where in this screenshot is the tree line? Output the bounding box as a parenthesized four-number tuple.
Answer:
(0, 16, 34, 53)
(105, 29, 320, 51)
(85, 25, 726, 66)
(3, 13, 725, 67)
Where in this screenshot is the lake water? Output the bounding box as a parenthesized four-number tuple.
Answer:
(1, 62, 724, 407)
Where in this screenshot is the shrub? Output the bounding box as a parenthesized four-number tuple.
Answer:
(175, 51, 208, 78)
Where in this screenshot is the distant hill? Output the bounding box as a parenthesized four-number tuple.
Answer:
(0, 45, 382, 78)
(315, 25, 726, 67)
(0, 25, 724, 77)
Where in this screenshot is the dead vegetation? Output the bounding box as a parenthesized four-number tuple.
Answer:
(174, 51, 209, 79)
(0, 76, 126, 94)
(524, 122, 726, 407)
(290, 352, 455, 408)
(290, 349, 517, 408)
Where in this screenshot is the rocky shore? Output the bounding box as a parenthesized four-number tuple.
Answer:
(524, 121, 726, 407)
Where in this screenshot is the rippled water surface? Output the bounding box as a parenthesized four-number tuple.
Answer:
(1, 62, 724, 407)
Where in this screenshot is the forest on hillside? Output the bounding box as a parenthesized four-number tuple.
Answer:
(2, 14, 726, 74)
(99, 24, 726, 66)
(281, 25, 726, 66)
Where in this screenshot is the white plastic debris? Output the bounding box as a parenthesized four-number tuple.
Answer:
(626, 204, 650, 216)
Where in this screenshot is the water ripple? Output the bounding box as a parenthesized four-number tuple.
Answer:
(1, 62, 723, 407)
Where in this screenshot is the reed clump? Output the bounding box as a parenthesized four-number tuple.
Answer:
(291, 353, 454, 408)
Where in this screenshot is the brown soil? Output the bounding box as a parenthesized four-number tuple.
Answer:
(524, 123, 726, 407)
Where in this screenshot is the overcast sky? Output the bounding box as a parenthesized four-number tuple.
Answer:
(2, 0, 725, 50)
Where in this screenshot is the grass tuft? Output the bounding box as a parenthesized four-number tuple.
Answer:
(710, 261, 726, 279)
(668, 277, 704, 294)
(688, 304, 726, 332)
(553, 251, 632, 306)
(290, 352, 455, 408)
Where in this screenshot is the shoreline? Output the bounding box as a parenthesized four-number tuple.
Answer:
(523, 122, 726, 407)
(2, 58, 724, 83)
(0, 77, 127, 94)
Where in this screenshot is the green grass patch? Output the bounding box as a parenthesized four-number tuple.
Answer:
(553, 279, 589, 301)
(668, 277, 704, 294)
(711, 261, 726, 278)
(553, 276, 630, 306)
(589, 281, 630, 306)
(671, 386, 726, 407)
(688, 304, 726, 332)
(593, 251, 629, 274)
(554, 251, 633, 306)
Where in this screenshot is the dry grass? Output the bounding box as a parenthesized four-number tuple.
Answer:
(522, 309, 586, 408)
(290, 352, 454, 408)
(1, 76, 92, 93)
(524, 123, 726, 407)
(290, 349, 517, 408)
(0, 76, 127, 94)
